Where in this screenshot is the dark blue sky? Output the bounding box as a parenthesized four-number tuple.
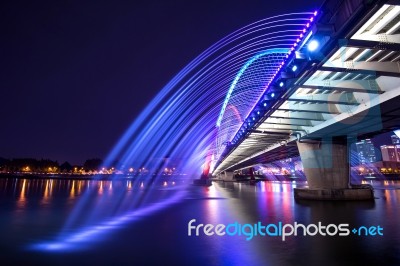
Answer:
(0, 0, 323, 164)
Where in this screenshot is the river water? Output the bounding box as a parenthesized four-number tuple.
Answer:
(0, 177, 399, 265)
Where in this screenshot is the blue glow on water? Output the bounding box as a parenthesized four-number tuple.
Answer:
(30, 187, 187, 251)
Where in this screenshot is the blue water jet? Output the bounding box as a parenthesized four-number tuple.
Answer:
(31, 12, 314, 251)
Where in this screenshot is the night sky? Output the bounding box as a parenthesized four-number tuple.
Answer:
(0, 0, 323, 164)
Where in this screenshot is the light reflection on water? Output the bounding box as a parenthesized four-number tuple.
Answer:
(0, 177, 188, 243)
(207, 180, 400, 265)
(0, 178, 399, 265)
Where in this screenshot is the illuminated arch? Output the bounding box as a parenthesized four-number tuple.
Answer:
(216, 48, 289, 159)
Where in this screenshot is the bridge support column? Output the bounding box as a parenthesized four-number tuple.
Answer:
(249, 167, 257, 185)
(222, 171, 234, 181)
(294, 137, 373, 200)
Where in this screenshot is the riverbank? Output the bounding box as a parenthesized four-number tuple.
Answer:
(0, 173, 183, 180)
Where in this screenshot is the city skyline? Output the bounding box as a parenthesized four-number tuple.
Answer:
(2, 130, 399, 175)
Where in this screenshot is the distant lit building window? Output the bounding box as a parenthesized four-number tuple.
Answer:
(356, 139, 377, 163)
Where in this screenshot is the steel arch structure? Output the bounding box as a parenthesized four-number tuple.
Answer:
(215, 48, 289, 161)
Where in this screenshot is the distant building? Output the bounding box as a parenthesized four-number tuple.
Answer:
(356, 139, 377, 163)
(381, 145, 398, 162)
(390, 135, 400, 162)
(391, 134, 400, 145)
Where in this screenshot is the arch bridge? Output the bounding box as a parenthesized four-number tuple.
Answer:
(211, 0, 400, 200)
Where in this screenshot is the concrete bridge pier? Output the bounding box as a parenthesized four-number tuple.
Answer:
(294, 137, 374, 200)
(222, 171, 234, 181)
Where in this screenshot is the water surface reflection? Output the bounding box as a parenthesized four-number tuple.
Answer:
(0, 178, 399, 265)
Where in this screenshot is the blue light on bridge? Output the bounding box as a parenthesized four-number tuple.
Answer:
(307, 40, 319, 51)
(292, 65, 298, 72)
